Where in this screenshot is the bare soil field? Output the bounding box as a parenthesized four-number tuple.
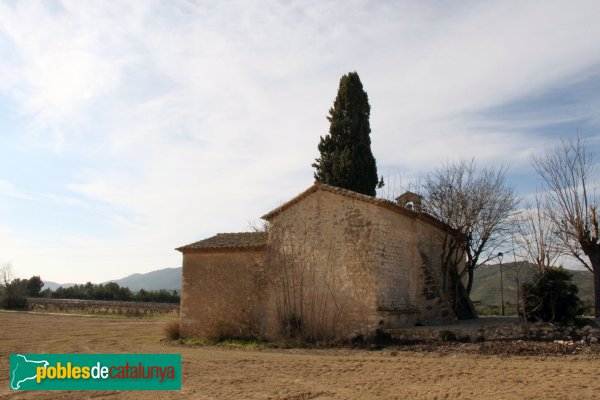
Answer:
(1, 312, 599, 399)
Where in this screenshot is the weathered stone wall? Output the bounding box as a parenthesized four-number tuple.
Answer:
(415, 218, 459, 323)
(180, 186, 465, 340)
(371, 205, 419, 321)
(370, 206, 457, 327)
(267, 190, 381, 338)
(266, 189, 458, 336)
(180, 249, 267, 339)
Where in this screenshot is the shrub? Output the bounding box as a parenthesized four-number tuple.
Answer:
(1, 280, 27, 310)
(163, 320, 180, 340)
(1, 292, 27, 309)
(522, 267, 586, 324)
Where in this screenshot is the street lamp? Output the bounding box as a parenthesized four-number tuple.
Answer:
(498, 252, 504, 316)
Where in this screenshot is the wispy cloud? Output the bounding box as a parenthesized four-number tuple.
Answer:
(0, 1, 599, 282)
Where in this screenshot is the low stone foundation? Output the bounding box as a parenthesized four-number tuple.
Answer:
(385, 317, 600, 343)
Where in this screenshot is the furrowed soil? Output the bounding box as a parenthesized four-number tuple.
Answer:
(1, 312, 599, 399)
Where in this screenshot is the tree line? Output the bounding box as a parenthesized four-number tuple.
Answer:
(0, 270, 179, 309)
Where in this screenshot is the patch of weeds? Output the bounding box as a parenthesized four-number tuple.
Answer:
(179, 337, 208, 346)
(217, 338, 264, 349)
(163, 319, 180, 340)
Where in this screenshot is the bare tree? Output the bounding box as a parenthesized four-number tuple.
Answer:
(247, 219, 269, 232)
(516, 193, 561, 273)
(531, 137, 600, 317)
(423, 159, 518, 297)
(0, 263, 13, 287)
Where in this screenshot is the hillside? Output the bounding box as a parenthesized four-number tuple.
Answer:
(107, 267, 182, 292)
(43, 267, 182, 292)
(470, 262, 594, 306)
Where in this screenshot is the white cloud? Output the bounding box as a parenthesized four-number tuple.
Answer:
(1, 1, 600, 282)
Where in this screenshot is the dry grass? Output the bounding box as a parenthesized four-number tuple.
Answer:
(163, 319, 180, 340)
(1, 311, 600, 399)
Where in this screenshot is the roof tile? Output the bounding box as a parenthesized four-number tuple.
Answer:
(176, 231, 267, 252)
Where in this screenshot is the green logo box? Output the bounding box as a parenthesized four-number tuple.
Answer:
(10, 354, 181, 390)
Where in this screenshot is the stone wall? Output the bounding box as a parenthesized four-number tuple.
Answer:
(179, 185, 466, 340)
(266, 189, 459, 337)
(266, 190, 380, 339)
(373, 205, 457, 327)
(180, 249, 267, 339)
(386, 319, 600, 343)
(415, 217, 462, 323)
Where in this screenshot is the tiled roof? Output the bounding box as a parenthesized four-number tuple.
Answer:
(261, 182, 451, 231)
(176, 232, 267, 253)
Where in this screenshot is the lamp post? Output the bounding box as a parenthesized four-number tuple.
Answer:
(498, 252, 504, 316)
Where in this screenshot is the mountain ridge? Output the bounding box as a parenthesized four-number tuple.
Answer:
(43, 267, 182, 292)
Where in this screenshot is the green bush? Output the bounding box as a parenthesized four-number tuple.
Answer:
(1, 281, 27, 310)
(522, 267, 586, 324)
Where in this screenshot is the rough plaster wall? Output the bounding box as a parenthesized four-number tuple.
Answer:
(180, 250, 267, 339)
(267, 190, 381, 337)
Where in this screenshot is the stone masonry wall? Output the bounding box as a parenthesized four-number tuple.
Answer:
(415, 219, 459, 323)
(267, 189, 458, 336)
(267, 190, 381, 338)
(371, 205, 456, 327)
(180, 187, 463, 340)
(180, 249, 267, 339)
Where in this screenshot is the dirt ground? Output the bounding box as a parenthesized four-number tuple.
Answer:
(1, 312, 599, 399)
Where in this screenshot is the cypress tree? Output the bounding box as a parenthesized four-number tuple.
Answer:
(312, 72, 382, 196)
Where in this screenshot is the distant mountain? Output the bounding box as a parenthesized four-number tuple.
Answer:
(42, 267, 182, 293)
(107, 267, 181, 292)
(42, 281, 76, 291)
(470, 262, 594, 306)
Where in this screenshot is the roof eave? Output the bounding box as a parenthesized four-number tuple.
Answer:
(176, 244, 267, 254)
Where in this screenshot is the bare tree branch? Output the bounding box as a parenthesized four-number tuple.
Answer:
(531, 136, 600, 317)
(423, 159, 518, 295)
(515, 193, 561, 273)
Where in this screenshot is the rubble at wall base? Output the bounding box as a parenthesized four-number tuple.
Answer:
(385, 320, 600, 343)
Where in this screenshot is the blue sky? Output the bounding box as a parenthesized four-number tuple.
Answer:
(1, 1, 599, 283)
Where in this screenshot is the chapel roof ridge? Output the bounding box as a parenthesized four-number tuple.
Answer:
(261, 181, 451, 231)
